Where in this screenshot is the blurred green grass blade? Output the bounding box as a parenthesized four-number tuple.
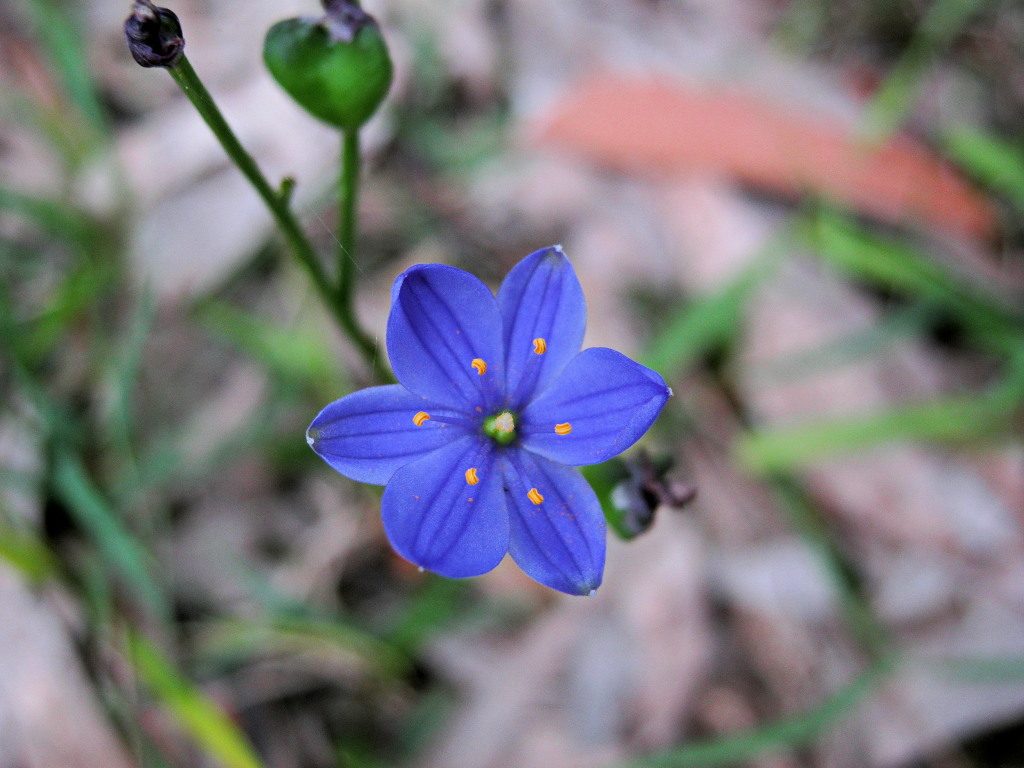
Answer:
(50, 450, 168, 618)
(32, 261, 118, 359)
(771, 477, 889, 658)
(643, 254, 778, 376)
(128, 632, 266, 768)
(738, 350, 1024, 471)
(21, 0, 107, 140)
(752, 299, 939, 384)
(625, 661, 886, 768)
(806, 211, 1021, 353)
(945, 128, 1024, 212)
(808, 210, 969, 301)
(0, 517, 57, 582)
(198, 615, 405, 678)
(388, 576, 469, 654)
(198, 301, 341, 387)
(0, 186, 96, 244)
(935, 656, 1024, 683)
(863, 0, 987, 140)
(207, 563, 408, 674)
(772, 0, 828, 52)
(102, 289, 156, 484)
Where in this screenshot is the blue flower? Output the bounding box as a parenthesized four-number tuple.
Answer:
(306, 246, 671, 595)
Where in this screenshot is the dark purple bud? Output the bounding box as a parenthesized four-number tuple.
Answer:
(124, 0, 184, 68)
(609, 450, 696, 539)
(321, 0, 373, 43)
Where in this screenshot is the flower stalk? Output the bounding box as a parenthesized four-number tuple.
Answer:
(125, 1, 393, 382)
(164, 54, 387, 381)
(337, 129, 360, 324)
(166, 57, 329, 296)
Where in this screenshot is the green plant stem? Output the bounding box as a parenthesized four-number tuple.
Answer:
(334, 128, 389, 380)
(167, 57, 329, 296)
(166, 55, 387, 380)
(338, 129, 360, 308)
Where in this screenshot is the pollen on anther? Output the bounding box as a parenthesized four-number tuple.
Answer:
(554, 422, 572, 435)
(527, 488, 544, 505)
(495, 412, 515, 433)
(413, 411, 430, 426)
(533, 338, 547, 354)
(471, 358, 487, 375)
(465, 467, 479, 485)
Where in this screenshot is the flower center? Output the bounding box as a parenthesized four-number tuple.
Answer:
(482, 410, 517, 445)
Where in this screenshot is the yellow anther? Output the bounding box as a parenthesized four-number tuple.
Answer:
(413, 411, 430, 426)
(554, 422, 572, 435)
(465, 467, 479, 485)
(527, 488, 544, 505)
(471, 358, 487, 375)
(533, 338, 547, 354)
(495, 412, 515, 434)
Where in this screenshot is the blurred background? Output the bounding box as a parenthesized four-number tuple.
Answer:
(2, 0, 1024, 766)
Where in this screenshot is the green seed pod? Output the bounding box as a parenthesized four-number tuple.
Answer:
(264, 1, 392, 131)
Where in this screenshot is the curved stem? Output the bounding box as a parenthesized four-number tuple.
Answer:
(167, 56, 329, 298)
(166, 55, 390, 381)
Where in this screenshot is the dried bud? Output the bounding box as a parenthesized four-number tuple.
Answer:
(321, 0, 373, 43)
(606, 451, 696, 540)
(124, 0, 184, 68)
(264, 0, 392, 131)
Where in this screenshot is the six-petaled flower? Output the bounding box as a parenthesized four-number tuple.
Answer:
(306, 246, 671, 595)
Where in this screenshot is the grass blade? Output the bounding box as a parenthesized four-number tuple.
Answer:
(934, 656, 1024, 683)
(863, 0, 988, 140)
(643, 253, 778, 376)
(738, 350, 1024, 471)
(0, 517, 57, 582)
(945, 128, 1024, 212)
(21, 0, 107, 140)
(0, 185, 97, 245)
(806, 211, 1021, 354)
(128, 632, 266, 768)
(197, 301, 341, 389)
(624, 661, 887, 768)
(50, 450, 168, 619)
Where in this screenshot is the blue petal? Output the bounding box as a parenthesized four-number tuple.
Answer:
(503, 449, 605, 595)
(387, 264, 506, 410)
(382, 436, 509, 578)
(307, 385, 471, 485)
(520, 348, 671, 466)
(497, 246, 586, 409)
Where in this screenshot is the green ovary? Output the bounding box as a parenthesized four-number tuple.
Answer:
(482, 410, 517, 446)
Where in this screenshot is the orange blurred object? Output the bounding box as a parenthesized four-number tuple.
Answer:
(535, 73, 996, 240)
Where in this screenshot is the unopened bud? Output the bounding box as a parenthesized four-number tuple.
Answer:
(264, 0, 392, 131)
(124, 0, 184, 68)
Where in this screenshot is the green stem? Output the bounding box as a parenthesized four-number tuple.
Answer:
(167, 55, 388, 380)
(338, 129, 359, 309)
(167, 57, 329, 297)
(333, 129, 389, 381)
